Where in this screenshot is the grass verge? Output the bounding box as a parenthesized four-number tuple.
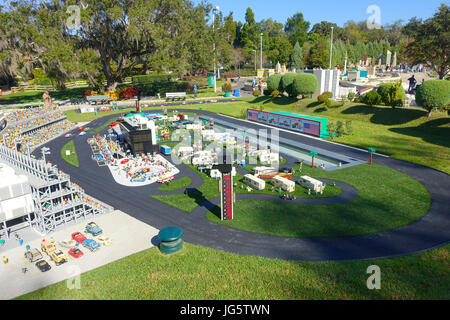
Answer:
(17, 242, 450, 300)
(157, 176, 192, 191)
(60, 140, 79, 168)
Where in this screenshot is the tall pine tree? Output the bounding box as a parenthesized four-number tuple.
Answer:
(290, 42, 305, 69)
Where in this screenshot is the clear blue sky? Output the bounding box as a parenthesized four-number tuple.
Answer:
(196, 0, 445, 27)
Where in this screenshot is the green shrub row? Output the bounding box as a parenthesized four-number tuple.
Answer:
(267, 73, 318, 98)
(132, 74, 172, 84)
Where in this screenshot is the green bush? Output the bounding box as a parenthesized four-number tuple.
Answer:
(253, 90, 261, 97)
(222, 82, 232, 92)
(280, 73, 296, 97)
(292, 73, 319, 97)
(29, 77, 52, 86)
(263, 88, 271, 96)
(416, 80, 450, 114)
(324, 99, 333, 108)
(348, 92, 355, 102)
(271, 90, 280, 98)
(318, 92, 333, 103)
(362, 91, 382, 106)
(132, 74, 172, 84)
(267, 74, 283, 92)
(377, 81, 405, 108)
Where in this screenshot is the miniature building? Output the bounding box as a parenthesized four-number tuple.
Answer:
(120, 114, 158, 155)
(253, 166, 277, 177)
(297, 176, 324, 193)
(272, 175, 295, 193)
(243, 174, 266, 191)
(0, 145, 113, 236)
(303, 69, 340, 100)
(210, 167, 236, 178)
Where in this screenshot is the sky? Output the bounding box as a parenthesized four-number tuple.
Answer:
(195, 0, 446, 27)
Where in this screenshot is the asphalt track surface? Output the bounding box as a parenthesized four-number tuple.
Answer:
(38, 110, 450, 262)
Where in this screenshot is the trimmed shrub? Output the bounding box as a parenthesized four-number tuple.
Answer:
(293, 73, 319, 97)
(416, 80, 450, 115)
(263, 88, 271, 96)
(271, 90, 280, 98)
(377, 81, 405, 108)
(280, 73, 296, 97)
(324, 99, 333, 108)
(132, 74, 172, 84)
(253, 90, 261, 97)
(267, 74, 283, 92)
(318, 92, 333, 103)
(361, 91, 382, 106)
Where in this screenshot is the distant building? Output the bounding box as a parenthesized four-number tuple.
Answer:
(120, 114, 158, 155)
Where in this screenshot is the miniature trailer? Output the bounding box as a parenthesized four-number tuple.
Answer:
(243, 174, 266, 191)
(272, 175, 295, 193)
(297, 176, 324, 193)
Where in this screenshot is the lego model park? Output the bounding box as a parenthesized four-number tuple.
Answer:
(0, 1, 449, 304)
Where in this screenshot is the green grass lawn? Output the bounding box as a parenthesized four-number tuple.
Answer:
(157, 176, 192, 191)
(17, 242, 450, 300)
(90, 118, 118, 134)
(207, 164, 430, 238)
(60, 140, 79, 168)
(0, 87, 89, 105)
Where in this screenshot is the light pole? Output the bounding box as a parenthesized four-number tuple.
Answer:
(41, 147, 51, 180)
(329, 27, 334, 69)
(253, 49, 257, 73)
(212, 6, 220, 93)
(260, 33, 264, 70)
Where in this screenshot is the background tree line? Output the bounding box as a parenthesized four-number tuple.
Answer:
(0, 1, 447, 90)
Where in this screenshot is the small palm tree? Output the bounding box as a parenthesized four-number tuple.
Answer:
(368, 148, 376, 165)
(309, 151, 318, 168)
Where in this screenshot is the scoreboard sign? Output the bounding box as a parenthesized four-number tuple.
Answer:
(247, 109, 322, 137)
(221, 173, 233, 220)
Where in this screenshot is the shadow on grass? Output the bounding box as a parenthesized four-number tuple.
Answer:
(314, 107, 328, 113)
(390, 118, 450, 149)
(342, 104, 427, 125)
(247, 96, 298, 106)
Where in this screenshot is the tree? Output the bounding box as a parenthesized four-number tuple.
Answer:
(292, 73, 318, 98)
(416, 80, 450, 117)
(285, 12, 310, 47)
(403, 4, 449, 79)
(245, 7, 255, 25)
(307, 35, 329, 68)
(290, 42, 304, 69)
(336, 121, 345, 137)
(310, 21, 340, 38)
(327, 122, 336, 140)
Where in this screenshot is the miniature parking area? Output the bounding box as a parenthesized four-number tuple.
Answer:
(0, 210, 159, 300)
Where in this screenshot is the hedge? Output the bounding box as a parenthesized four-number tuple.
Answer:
(416, 80, 450, 112)
(293, 73, 319, 97)
(377, 81, 405, 107)
(267, 74, 283, 93)
(280, 73, 297, 97)
(362, 91, 382, 106)
(132, 74, 172, 84)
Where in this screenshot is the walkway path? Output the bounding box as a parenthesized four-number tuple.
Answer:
(34, 110, 450, 262)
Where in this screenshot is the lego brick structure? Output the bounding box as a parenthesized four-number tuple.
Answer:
(0, 144, 114, 237)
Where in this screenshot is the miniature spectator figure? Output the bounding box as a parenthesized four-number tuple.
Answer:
(308, 189, 311, 195)
(0, 238, 5, 246)
(408, 75, 417, 93)
(21, 266, 27, 274)
(258, 80, 262, 92)
(2, 256, 8, 264)
(25, 243, 31, 251)
(194, 85, 198, 98)
(42, 90, 52, 106)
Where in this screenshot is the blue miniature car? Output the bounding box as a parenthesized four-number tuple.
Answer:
(82, 239, 101, 252)
(85, 222, 103, 236)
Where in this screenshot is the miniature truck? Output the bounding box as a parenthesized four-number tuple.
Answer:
(41, 241, 68, 266)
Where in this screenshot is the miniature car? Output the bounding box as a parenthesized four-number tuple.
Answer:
(59, 239, 77, 248)
(78, 127, 85, 132)
(41, 240, 57, 255)
(49, 250, 68, 266)
(281, 194, 297, 201)
(35, 260, 52, 272)
(72, 232, 87, 244)
(65, 133, 72, 137)
(79, 131, 87, 136)
(68, 247, 84, 259)
(85, 222, 103, 236)
(97, 235, 112, 246)
(82, 239, 100, 252)
(25, 248, 43, 263)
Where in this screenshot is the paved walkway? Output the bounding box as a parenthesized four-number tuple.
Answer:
(33, 110, 450, 262)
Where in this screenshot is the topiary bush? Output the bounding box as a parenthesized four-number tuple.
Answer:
(280, 73, 297, 97)
(416, 80, 450, 117)
(318, 92, 333, 103)
(267, 74, 283, 93)
(263, 88, 271, 96)
(271, 90, 280, 98)
(377, 81, 405, 108)
(253, 90, 261, 97)
(293, 73, 319, 97)
(325, 99, 333, 108)
(348, 92, 355, 102)
(361, 91, 382, 106)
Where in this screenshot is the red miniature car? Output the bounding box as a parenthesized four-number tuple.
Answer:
(72, 232, 87, 244)
(78, 127, 85, 132)
(68, 247, 84, 259)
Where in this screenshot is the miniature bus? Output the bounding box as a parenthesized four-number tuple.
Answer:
(272, 175, 295, 193)
(297, 176, 324, 193)
(160, 145, 171, 156)
(243, 174, 266, 191)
